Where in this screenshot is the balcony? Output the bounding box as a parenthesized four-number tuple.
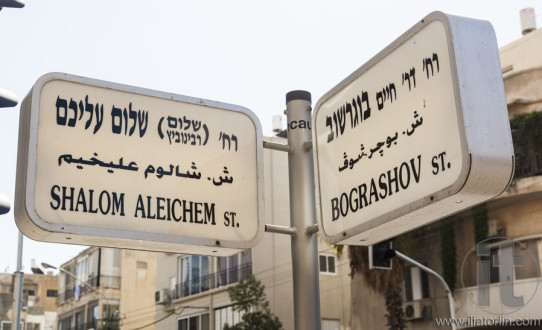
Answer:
(173, 262, 252, 300)
(514, 152, 542, 179)
(57, 275, 120, 304)
(454, 278, 542, 328)
(511, 112, 542, 181)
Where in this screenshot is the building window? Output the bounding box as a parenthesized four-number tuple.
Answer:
(176, 251, 252, 299)
(177, 313, 209, 330)
(319, 254, 337, 275)
(46, 289, 58, 297)
(58, 315, 73, 330)
(62, 263, 76, 301)
(1, 322, 25, 330)
(137, 261, 148, 279)
(75, 309, 85, 330)
(216, 250, 252, 287)
(87, 304, 99, 330)
(214, 306, 244, 329)
(102, 248, 121, 288)
(478, 239, 540, 285)
(26, 324, 40, 330)
(27, 289, 36, 296)
(179, 255, 210, 297)
(88, 249, 100, 281)
(103, 302, 120, 329)
(76, 257, 88, 285)
(404, 266, 430, 302)
(322, 319, 340, 330)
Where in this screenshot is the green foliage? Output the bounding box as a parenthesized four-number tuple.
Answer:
(348, 244, 405, 330)
(348, 244, 405, 294)
(385, 290, 406, 330)
(224, 275, 283, 330)
(510, 111, 542, 179)
(439, 216, 456, 292)
(471, 203, 489, 243)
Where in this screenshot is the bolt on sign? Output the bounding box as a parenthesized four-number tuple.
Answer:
(15, 73, 264, 256)
(312, 12, 514, 246)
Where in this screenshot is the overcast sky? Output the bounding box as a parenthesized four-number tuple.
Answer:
(0, 0, 541, 274)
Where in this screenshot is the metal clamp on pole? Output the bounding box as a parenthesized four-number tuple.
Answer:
(263, 140, 292, 153)
(265, 224, 297, 237)
(305, 223, 319, 235)
(302, 141, 313, 151)
(286, 90, 321, 330)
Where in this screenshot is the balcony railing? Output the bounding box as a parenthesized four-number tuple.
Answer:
(57, 321, 111, 330)
(57, 275, 120, 304)
(514, 152, 542, 179)
(174, 262, 252, 300)
(99, 275, 120, 288)
(58, 287, 74, 304)
(510, 113, 542, 181)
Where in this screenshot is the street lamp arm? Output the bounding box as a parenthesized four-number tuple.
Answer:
(394, 251, 457, 330)
(41, 262, 102, 296)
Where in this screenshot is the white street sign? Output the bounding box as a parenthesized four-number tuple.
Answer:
(313, 12, 514, 246)
(15, 73, 264, 256)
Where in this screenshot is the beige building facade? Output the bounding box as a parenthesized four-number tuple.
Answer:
(0, 271, 58, 330)
(55, 247, 157, 330)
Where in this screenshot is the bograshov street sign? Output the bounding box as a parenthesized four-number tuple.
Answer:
(15, 73, 264, 256)
(313, 12, 514, 246)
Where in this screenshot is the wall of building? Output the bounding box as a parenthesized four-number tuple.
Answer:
(500, 26, 542, 118)
(252, 136, 294, 329)
(500, 28, 542, 76)
(0, 272, 58, 330)
(25, 273, 58, 330)
(25, 273, 59, 313)
(119, 250, 157, 330)
(153, 253, 177, 329)
(56, 246, 160, 330)
(318, 243, 351, 330)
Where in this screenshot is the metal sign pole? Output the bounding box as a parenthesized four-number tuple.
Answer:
(13, 231, 23, 330)
(286, 90, 321, 330)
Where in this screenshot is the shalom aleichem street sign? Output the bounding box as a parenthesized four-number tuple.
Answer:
(15, 73, 264, 256)
(312, 12, 514, 246)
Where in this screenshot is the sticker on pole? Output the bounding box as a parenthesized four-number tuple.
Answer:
(15, 73, 264, 256)
(312, 12, 514, 246)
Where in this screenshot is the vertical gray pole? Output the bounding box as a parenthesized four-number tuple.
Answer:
(286, 90, 321, 330)
(14, 231, 23, 330)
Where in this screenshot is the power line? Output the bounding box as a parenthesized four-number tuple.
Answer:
(124, 310, 175, 330)
(120, 309, 173, 328)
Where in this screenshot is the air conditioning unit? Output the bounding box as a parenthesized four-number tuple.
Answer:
(155, 289, 170, 304)
(404, 301, 423, 320)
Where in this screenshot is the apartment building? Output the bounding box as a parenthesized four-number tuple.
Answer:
(55, 247, 157, 330)
(0, 270, 58, 330)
